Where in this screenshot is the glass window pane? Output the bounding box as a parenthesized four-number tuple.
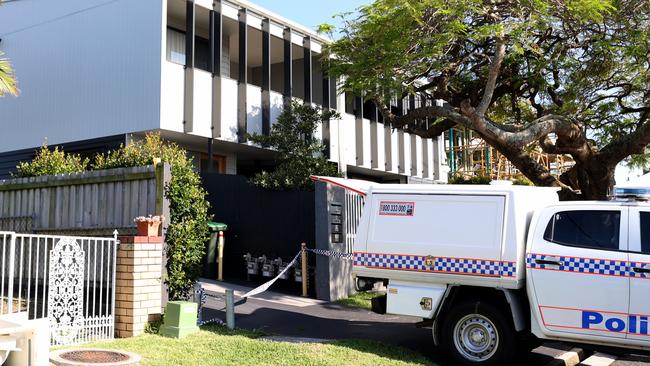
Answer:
(543, 210, 620, 250)
(641, 212, 650, 253)
(166, 28, 186, 65)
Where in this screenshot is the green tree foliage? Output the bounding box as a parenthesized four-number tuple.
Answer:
(247, 101, 340, 190)
(0, 51, 18, 97)
(16, 144, 88, 177)
(323, 0, 650, 199)
(94, 133, 210, 300)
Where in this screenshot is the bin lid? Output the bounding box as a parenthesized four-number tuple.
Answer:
(208, 222, 228, 231)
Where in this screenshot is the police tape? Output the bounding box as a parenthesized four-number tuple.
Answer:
(196, 288, 225, 326)
(241, 251, 301, 298)
(307, 248, 355, 260)
(241, 249, 354, 298)
(197, 247, 355, 315)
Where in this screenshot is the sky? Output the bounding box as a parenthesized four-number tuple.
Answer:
(250, 0, 370, 38)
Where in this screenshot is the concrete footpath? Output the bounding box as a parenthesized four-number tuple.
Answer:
(198, 280, 604, 365)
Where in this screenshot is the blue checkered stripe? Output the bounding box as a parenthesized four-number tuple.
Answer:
(354, 253, 516, 277)
(527, 254, 629, 277)
(500, 261, 516, 277)
(354, 253, 424, 270)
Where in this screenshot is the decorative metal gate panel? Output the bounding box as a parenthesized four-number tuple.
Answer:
(0, 231, 118, 346)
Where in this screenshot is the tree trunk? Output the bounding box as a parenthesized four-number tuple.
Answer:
(477, 132, 617, 201)
(560, 159, 616, 201)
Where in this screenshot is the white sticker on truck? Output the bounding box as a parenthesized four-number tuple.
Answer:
(379, 201, 415, 216)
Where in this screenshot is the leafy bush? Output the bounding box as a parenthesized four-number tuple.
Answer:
(145, 316, 163, 334)
(448, 174, 492, 185)
(247, 101, 340, 191)
(16, 144, 88, 177)
(94, 133, 210, 300)
(512, 176, 534, 186)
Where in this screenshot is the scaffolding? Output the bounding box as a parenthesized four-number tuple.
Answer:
(445, 128, 574, 181)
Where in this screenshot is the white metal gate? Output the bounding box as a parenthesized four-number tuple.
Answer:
(0, 231, 118, 346)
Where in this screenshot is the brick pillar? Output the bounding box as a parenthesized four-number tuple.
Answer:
(115, 236, 164, 338)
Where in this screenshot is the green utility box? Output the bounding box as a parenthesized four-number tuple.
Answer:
(203, 222, 228, 279)
(159, 301, 199, 338)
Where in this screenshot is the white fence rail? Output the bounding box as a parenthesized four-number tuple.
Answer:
(0, 231, 118, 346)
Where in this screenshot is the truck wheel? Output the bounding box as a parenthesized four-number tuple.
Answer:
(438, 300, 518, 366)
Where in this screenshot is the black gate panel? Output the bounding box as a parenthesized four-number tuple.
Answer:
(201, 173, 315, 280)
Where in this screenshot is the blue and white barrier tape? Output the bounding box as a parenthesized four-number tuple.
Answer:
(196, 288, 225, 326)
(307, 248, 355, 260)
(197, 247, 354, 326)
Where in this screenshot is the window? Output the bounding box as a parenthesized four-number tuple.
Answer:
(200, 154, 226, 174)
(166, 28, 186, 65)
(641, 212, 650, 253)
(345, 92, 355, 115)
(543, 210, 621, 250)
(165, 28, 211, 72)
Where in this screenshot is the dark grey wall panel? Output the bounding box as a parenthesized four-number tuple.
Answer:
(0, 134, 126, 179)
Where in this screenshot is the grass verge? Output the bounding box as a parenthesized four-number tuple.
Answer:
(335, 291, 380, 310)
(81, 324, 434, 366)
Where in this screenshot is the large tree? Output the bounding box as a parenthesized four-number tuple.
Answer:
(323, 0, 650, 199)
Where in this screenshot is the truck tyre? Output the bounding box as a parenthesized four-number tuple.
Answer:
(438, 300, 518, 366)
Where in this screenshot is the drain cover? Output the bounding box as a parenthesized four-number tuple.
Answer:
(62, 350, 129, 363)
(50, 348, 141, 366)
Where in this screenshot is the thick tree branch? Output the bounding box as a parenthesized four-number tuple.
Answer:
(405, 119, 457, 138)
(376, 102, 472, 130)
(600, 119, 650, 165)
(476, 37, 507, 116)
(462, 101, 584, 150)
(538, 136, 581, 156)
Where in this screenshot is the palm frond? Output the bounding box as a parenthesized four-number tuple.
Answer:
(0, 51, 19, 96)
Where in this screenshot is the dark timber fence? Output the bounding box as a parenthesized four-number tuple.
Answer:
(201, 173, 316, 280)
(0, 164, 171, 236)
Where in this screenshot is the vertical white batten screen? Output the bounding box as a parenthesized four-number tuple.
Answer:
(344, 192, 365, 254)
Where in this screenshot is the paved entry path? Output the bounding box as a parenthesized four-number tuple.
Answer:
(198, 279, 592, 365)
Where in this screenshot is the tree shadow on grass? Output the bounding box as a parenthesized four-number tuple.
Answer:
(199, 304, 571, 366)
(199, 305, 437, 364)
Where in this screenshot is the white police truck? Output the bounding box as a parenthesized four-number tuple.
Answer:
(313, 176, 650, 366)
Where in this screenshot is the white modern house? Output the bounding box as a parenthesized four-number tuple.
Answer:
(0, 0, 448, 182)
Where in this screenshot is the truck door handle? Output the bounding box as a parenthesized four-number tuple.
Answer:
(633, 267, 650, 274)
(534, 259, 561, 266)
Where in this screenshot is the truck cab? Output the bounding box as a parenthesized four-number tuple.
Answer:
(527, 200, 650, 350)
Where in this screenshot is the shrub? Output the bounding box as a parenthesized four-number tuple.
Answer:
(448, 174, 492, 185)
(247, 101, 340, 191)
(94, 133, 210, 300)
(16, 144, 88, 177)
(512, 176, 534, 186)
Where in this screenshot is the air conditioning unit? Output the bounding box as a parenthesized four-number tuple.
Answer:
(0, 335, 20, 365)
(0, 313, 49, 366)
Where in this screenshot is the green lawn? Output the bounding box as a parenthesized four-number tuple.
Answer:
(335, 291, 381, 310)
(82, 325, 434, 366)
